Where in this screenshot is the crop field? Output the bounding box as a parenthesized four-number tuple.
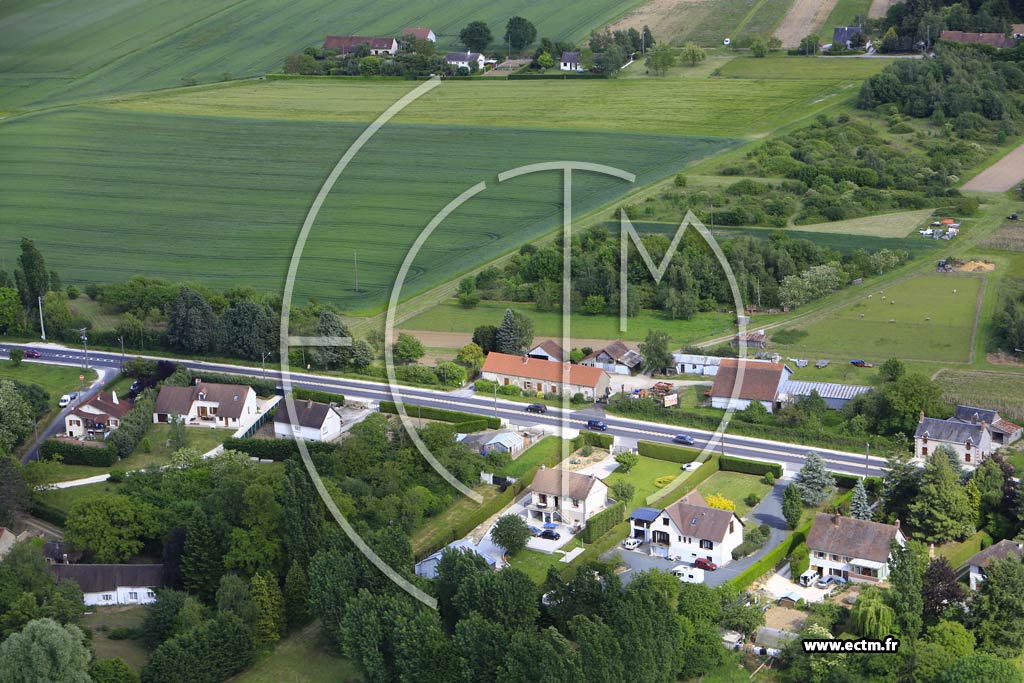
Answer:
(821, 0, 874, 33)
(106, 75, 859, 137)
(732, 0, 796, 39)
(774, 274, 984, 363)
(0, 108, 734, 312)
(786, 208, 936, 237)
(0, 0, 643, 109)
(981, 223, 1024, 252)
(934, 370, 1024, 422)
(716, 55, 888, 79)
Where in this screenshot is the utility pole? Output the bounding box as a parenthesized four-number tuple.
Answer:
(79, 328, 89, 370)
(117, 335, 125, 371)
(38, 296, 46, 341)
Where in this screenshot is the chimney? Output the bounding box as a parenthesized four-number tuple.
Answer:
(307, 399, 313, 407)
(111, 392, 118, 405)
(894, 518, 900, 530)
(832, 511, 841, 525)
(929, 543, 935, 558)
(919, 410, 925, 422)
(522, 354, 529, 364)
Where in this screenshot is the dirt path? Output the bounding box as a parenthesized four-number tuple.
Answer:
(963, 143, 1024, 192)
(968, 275, 987, 364)
(398, 329, 641, 352)
(868, 0, 898, 18)
(774, 0, 840, 48)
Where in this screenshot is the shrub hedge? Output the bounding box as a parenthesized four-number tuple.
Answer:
(728, 522, 812, 590)
(720, 455, 783, 478)
(452, 419, 491, 433)
(571, 432, 614, 450)
(833, 473, 883, 492)
(221, 437, 339, 461)
(190, 371, 276, 397)
(378, 401, 501, 429)
(790, 543, 810, 577)
(30, 500, 68, 527)
(107, 389, 157, 458)
(580, 501, 626, 544)
(291, 387, 344, 405)
(637, 441, 699, 464)
(40, 440, 118, 467)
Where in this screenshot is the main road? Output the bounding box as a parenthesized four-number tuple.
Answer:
(1, 343, 890, 477)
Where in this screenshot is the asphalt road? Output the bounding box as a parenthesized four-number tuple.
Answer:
(0, 343, 890, 477)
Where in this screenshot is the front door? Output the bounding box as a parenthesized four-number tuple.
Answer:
(198, 406, 208, 418)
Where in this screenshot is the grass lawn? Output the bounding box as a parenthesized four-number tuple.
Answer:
(409, 485, 502, 558)
(605, 456, 685, 509)
(774, 273, 983, 363)
(0, 363, 97, 408)
(717, 54, 886, 80)
(821, 0, 874, 34)
(67, 296, 122, 332)
(35, 481, 121, 516)
(696, 471, 773, 520)
(492, 437, 562, 479)
(83, 606, 149, 672)
(405, 300, 745, 345)
(933, 370, 1024, 423)
(507, 541, 582, 583)
(936, 530, 992, 570)
(236, 622, 362, 683)
(785, 208, 935, 238)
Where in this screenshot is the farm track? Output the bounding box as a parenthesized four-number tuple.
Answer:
(775, 0, 839, 47)
(968, 275, 987, 364)
(962, 143, 1024, 192)
(868, 0, 899, 18)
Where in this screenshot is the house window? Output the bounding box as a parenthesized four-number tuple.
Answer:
(538, 494, 547, 505)
(965, 441, 971, 450)
(102, 594, 113, 601)
(662, 518, 669, 526)
(921, 446, 928, 457)
(147, 591, 156, 599)
(816, 551, 824, 559)
(678, 536, 682, 542)
(965, 452, 971, 463)
(571, 498, 579, 508)
(128, 592, 138, 600)
(921, 435, 928, 444)
(729, 521, 734, 534)
(700, 539, 713, 550)
(831, 554, 840, 562)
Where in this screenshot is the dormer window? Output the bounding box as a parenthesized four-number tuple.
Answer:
(662, 517, 669, 526)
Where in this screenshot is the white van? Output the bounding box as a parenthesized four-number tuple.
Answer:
(670, 565, 705, 584)
(59, 394, 71, 408)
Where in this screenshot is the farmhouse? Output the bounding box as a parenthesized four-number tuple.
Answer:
(733, 330, 768, 349)
(913, 413, 993, 467)
(445, 51, 486, 70)
(523, 466, 610, 528)
(806, 513, 904, 583)
(831, 26, 863, 49)
(402, 27, 436, 42)
(708, 359, 793, 413)
(952, 405, 1021, 448)
(65, 391, 130, 439)
(51, 564, 164, 607)
(153, 381, 257, 429)
(560, 51, 583, 71)
(323, 35, 398, 55)
(273, 399, 342, 442)
(527, 339, 566, 362)
(938, 30, 1017, 48)
(630, 492, 744, 567)
(779, 381, 873, 410)
(671, 353, 722, 377)
(481, 352, 610, 400)
(415, 538, 506, 579)
(965, 539, 1024, 590)
(579, 341, 643, 375)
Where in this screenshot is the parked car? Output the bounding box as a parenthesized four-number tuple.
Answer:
(129, 381, 142, 393)
(693, 558, 718, 571)
(798, 569, 818, 587)
(672, 434, 695, 446)
(69, 392, 78, 401)
(670, 565, 705, 584)
(850, 359, 866, 367)
(816, 575, 846, 588)
(58, 395, 71, 408)
(586, 419, 608, 431)
(525, 403, 547, 414)
(539, 529, 561, 541)
(622, 538, 642, 550)
(528, 525, 543, 537)
(681, 462, 700, 472)
(23, 349, 42, 358)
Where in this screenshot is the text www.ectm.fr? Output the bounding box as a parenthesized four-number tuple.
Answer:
(803, 637, 900, 654)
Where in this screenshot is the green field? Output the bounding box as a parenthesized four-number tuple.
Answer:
(732, 0, 796, 39)
(784, 209, 935, 237)
(236, 623, 362, 683)
(0, 0, 644, 109)
(36, 480, 119, 516)
(108, 76, 859, 137)
(403, 300, 754, 345)
(774, 274, 984, 363)
(934, 369, 1024, 422)
(820, 0, 874, 36)
(0, 107, 733, 312)
(718, 55, 888, 80)
(0, 363, 96, 407)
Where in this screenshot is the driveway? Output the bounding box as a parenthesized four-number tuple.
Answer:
(602, 480, 794, 587)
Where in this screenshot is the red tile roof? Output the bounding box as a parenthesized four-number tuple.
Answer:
(482, 352, 607, 388)
(939, 31, 1017, 48)
(402, 27, 433, 41)
(708, 359, 788, 402)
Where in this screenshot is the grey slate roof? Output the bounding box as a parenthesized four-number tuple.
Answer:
(832, 26, 862, 45)
(967, 539, 1024, 569)
(274, 399, 332, 429)
(561, 51, 580, 62)
(51, 564, 164, 593)
(664, 500, 739, 543)
(914, 417, 987, 443)
(806, 513, 899, 563)
(781, 380, 872, 401)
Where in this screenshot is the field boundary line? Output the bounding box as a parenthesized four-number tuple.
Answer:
(969, 275, 987, 364)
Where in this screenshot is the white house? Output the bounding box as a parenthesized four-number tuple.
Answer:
(965, 539, 1024, 590)
(560, 51, 582, 71)
(153, 381, 257, 429)
(708, 359, 792, 413)
(952, 405, 1022, 448)
(914, 413, 994, 468)
(579, 341, 643, 376)
(51, 564, 164, 606)
(402, 27, 436, 43)
(671, 353, 722, 377)
(415, 538, 507, 578)
(481, 352, 610, 401)
(806, 513, 904, 583)
(523, 466, 610, 528)
(65, 391, 130, 439)
(527, 339, 565, 363)
(630, 491, 744, 567)
(323, 35, 398, 55)
(445, 51, 486, 70)
(273, 399, 342, 442)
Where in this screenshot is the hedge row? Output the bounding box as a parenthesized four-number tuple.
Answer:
(30, 501, 68, 527)
(579, 500, 626, 544)
(720, 455, 783, 478)
(571, 432, 614, 450)
(190, 371, 276, 397)
(833, 473, 883, 493)
(292, 387, 344, 405)
(379, 401, 500, 429)
(507, 73, 606, 80)
(637, 441, 699, 464)
(728, 522, 812, 590)
(107, 389, 157, 458)
(452, 419, 491, 433)
(40, 440, 118, 467)
(221, 437, 339, 461)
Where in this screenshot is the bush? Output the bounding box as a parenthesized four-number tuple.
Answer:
(637, 440, 699, 463)
(720, 455, 782, 478)
(140, 438, 152, 454)
(732, 523, 771, 560)
(832, 473, 882, 492)
(452, 419, 490, 433)
(30, 500, 68, 527)
(497, 385, 521, 396)
(378, 401, 500, 428)
(790, 543, 810, 578)
(221, 438, 339, 461)
(570, 432, 613, 450)
(292, 387, 344, 405)
(107, 627, 139, 640)
(107, 388, 157, 458)
(579, 501, 625, 543)
(763, 471, 775, 486)
(744, 493, 761, 507)
(729, 527, 810, 590)
(108, 469, 127, 483)
(40, 440, 118, 467)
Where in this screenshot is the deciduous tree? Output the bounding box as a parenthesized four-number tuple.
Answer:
(0, 618, 91, 683)
(64, 495, 158, 563)
(460, 21, 492, 52)
(639, 329, 672, 373)
(680, 43, 706, 66)
(489, 514, 531, 556)
(504, 16, 537, 50)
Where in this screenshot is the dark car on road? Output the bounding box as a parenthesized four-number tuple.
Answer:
(586, 419, 608, 431)
(525, 403, 547, 414)
(693, 558, 718, 571)
(539, 529, 561, 541)
(672, 434, 695, 446)
(22, 349, 42, 358)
